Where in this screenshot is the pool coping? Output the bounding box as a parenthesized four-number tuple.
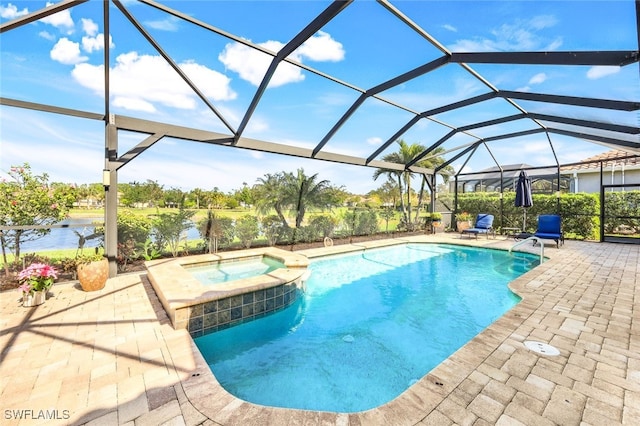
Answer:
(171, 236, 560, 424)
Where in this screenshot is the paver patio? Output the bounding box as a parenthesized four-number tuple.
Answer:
(1, 234, 638, 425)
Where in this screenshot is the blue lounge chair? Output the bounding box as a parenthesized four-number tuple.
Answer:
(461, 214, 495, 239)
(534, 214, 564, 248)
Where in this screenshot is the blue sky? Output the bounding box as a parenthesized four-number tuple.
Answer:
(1, 0, 638, 194)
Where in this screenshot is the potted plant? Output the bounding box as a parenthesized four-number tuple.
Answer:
(431, 212, 444, 232)
(18, 263, 58, 307)
(456, 212, 473, 232)
(76, 252, 109, 292)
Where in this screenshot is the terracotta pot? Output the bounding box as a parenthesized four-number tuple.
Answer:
(457, 221, 471, 232)
(23, 290, 46, 307)
(77, 258, 109, 291)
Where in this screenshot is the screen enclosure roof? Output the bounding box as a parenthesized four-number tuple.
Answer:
(1, 0, 639, 185)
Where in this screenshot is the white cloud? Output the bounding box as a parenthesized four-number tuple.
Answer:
(50, 37, 87, 65)
(528, 73, 546, 85)
(442, 24, 457, 33)
(294, 31, 345, 62)
(449, 15, 562, 52)
(0, 3, 28, 19)
(528, 15, 558, 30)
(586, 66, 620, 80)
(113, 96, 156, 113)
(71, 52, 236, 112)
(38, 31, 56, 41)
(39, 2, 74, 32)
(219, 32, 344, 87)
(82, 33, 113, 53)
(81, 18, 98, 36)
(144, 16, 180, 32)
(219, 40, 302, 87)
(367, 137, 383, 146)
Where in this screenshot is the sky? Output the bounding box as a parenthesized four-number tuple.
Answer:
(1, 0, 638, 194)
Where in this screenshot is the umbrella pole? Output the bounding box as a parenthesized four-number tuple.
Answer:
(523, 208, 527, 232)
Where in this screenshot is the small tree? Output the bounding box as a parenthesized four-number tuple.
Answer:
(0, 164, 73, 273)
(151, 207, 195, 257)
(309, 215, 337, 239)
(97, 210, 152, 272)
(380, 206, 396, 232)
(261, 215, 284, 246)
(199, 210, 234, 253)
(235, 215, 259, 248)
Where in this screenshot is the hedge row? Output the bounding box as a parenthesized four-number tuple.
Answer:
(440, 192, 600, 240)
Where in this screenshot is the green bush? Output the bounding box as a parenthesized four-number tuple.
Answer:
(151, 208, 195, 257)
(309, 215, 337, 238)
(261, 215, 285, 246)
(604, 190, 640, 234)
(236, 215, 259, 248)
(198, 210, 234, 253)
(341, 209, 379, 236)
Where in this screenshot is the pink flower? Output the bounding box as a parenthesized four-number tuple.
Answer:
(18, 263, 58, 293)
(18, 283, 32, 294)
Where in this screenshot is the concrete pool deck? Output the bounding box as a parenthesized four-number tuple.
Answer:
(1, 234, 638, 425)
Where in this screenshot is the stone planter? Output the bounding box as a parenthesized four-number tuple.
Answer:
(77, 258, 109, 291)
(23, 290, 46, 307)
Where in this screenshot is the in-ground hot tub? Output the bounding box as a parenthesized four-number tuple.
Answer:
(146, 247, 310, 336)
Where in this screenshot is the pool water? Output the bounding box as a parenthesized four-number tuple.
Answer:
(194, 244, 538, 412)
(187, 257, 285, 285)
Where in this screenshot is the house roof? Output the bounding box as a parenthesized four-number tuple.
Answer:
(562, 150, 640, 171)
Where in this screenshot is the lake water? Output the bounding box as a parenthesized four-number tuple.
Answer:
(17, 218, 200, 253)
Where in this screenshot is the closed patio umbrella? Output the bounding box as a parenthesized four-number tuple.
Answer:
(515, 170, 533, 231)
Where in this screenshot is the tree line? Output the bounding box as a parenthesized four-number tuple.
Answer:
(1, 139, 452, 271)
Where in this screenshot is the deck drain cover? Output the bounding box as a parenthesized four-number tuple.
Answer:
(524, 341, 560, 356)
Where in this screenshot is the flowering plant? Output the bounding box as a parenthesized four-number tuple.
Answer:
(457, 212, 473, 222)
(18, 263, 58, 294)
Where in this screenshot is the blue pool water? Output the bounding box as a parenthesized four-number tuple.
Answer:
(194, 244, 538, 412)
(188, 257, 285, 285)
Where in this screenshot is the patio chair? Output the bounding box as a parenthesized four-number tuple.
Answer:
(533, 214, 564, 248)
(461, 214, 495, 239)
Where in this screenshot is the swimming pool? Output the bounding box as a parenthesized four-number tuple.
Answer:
(194, 243, 539, 413)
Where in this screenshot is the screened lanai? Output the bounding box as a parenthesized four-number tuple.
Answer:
(1, 0, 639, 275)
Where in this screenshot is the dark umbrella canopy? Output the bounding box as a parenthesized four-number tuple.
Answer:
(515, 170, 533, 230)
(515, 170, 533, 207)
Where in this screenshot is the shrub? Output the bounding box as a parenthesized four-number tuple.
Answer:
(308, 215, 337, 238)
(341, 209, 379, 236)
(198, 211, 234, 253)
(261, 215, 285, 246)
(236, 215, 259, 248)
(151, 207, 195, 257)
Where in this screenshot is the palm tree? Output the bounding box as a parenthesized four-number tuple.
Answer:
(254, 169, 334, 231)
(373, 140, 453, 227)
(254, 172, 290, 228)
(285, 169, 332, 228)
(373, 139, 425, 226)
(413, 146, 454, 220)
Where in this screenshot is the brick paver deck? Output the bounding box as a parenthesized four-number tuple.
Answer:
(1, 235, 638, 425)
